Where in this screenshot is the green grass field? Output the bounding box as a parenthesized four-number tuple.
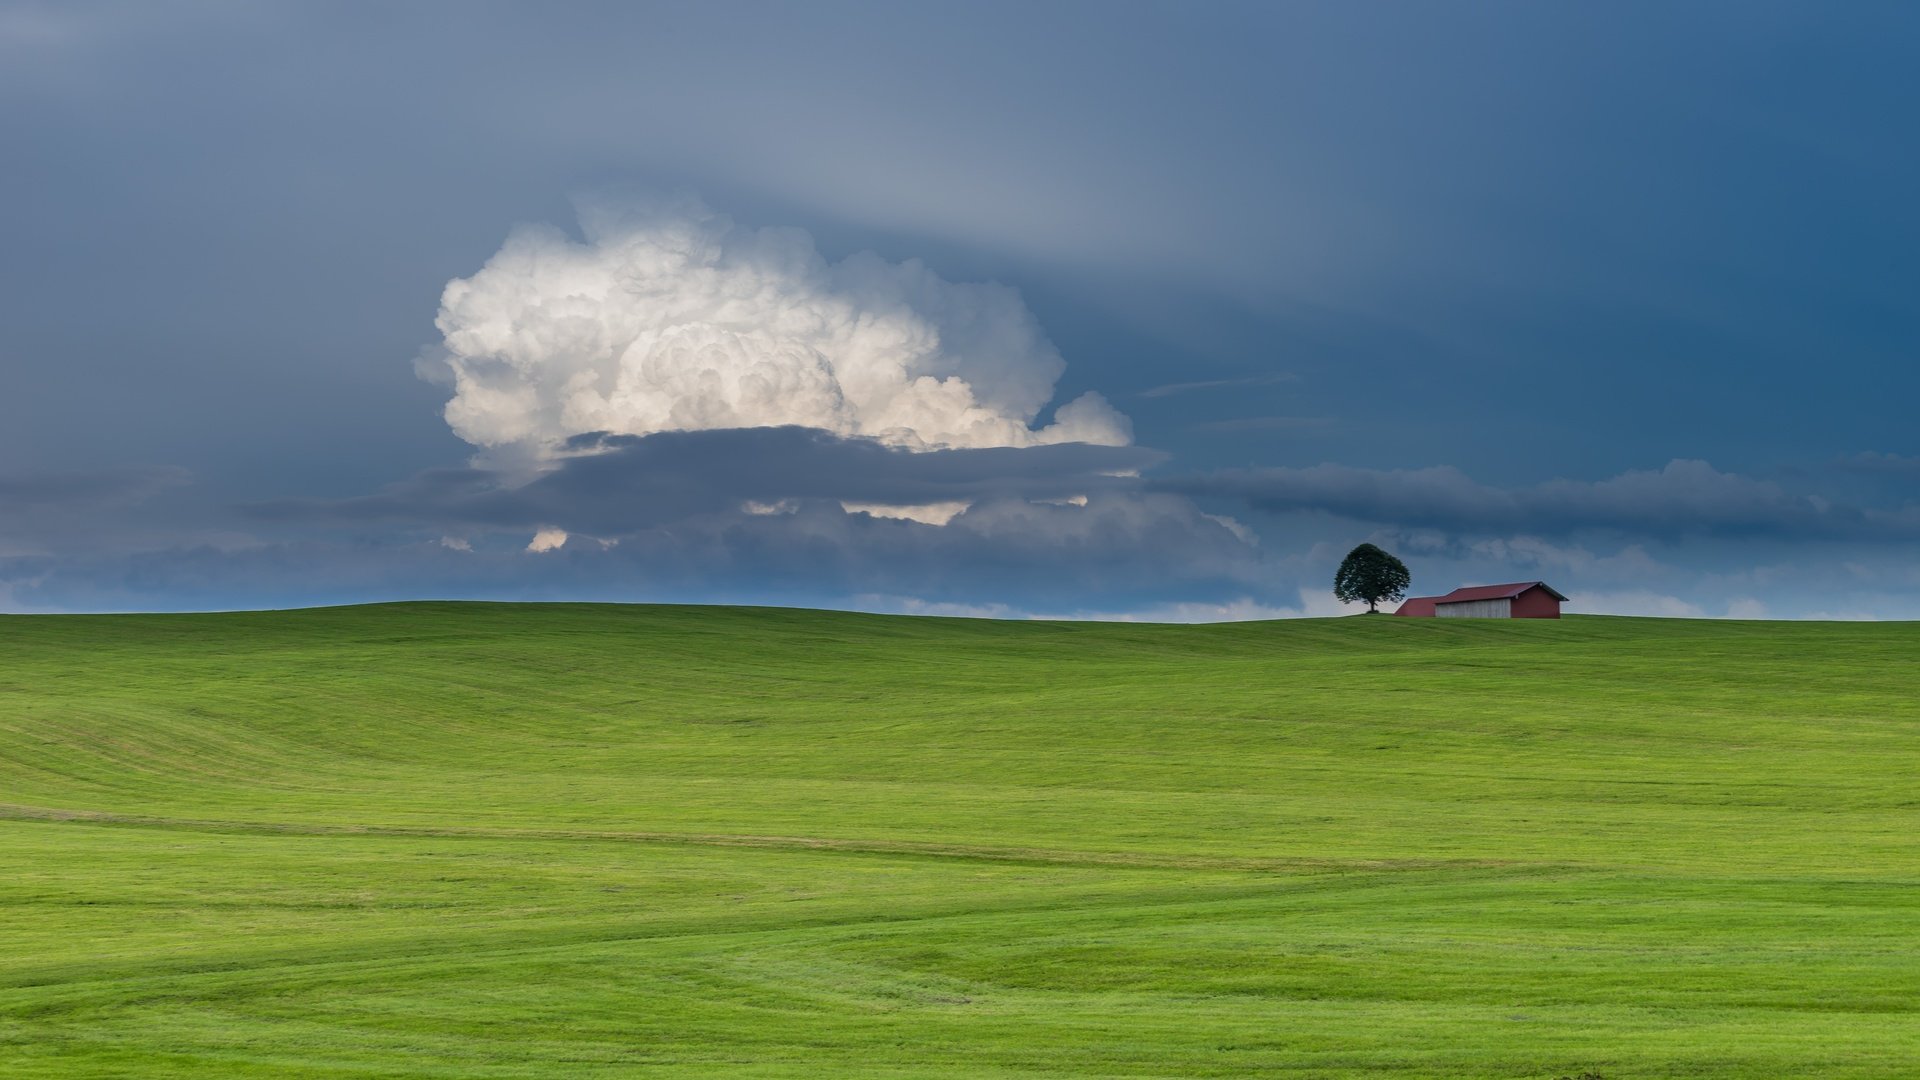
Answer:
(1, 603, 1915, 1078)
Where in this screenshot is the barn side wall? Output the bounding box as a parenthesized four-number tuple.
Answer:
(1510, 588, 1562, 619)
(1435, 598, 1511, 619)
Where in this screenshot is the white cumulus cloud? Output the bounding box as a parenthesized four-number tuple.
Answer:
(421, 193, 1131, 460)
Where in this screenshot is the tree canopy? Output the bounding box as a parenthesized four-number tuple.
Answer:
(1334, 543, 1411, 613)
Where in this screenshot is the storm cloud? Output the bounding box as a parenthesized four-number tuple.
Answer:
(10, 472, 1268, 615)
(253, 426, 1165, 536)
(7, 6, 1920, 618)
(1167, 459, 1920, 542)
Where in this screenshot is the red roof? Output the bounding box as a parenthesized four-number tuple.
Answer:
(1394, 596, 1438, 616)
(1433, 581, 1568, 605)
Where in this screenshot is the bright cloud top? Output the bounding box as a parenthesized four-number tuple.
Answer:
(422, 194, 1131, 459)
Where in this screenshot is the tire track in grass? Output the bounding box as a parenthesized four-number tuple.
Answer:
(0, 802, 1528, 874)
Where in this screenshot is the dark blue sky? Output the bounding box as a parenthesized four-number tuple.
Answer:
(3, 1, 1917, 618)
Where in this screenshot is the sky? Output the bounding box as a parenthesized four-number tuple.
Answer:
(2, 0, 1918, 619)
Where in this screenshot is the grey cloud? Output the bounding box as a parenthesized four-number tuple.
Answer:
(8, 490, 1269, 614)
(5, 429, 1282, 611)
(1164, 458, 1920, 541)
(252, 426, 1166, 536)
(0, 427, 1276, 611)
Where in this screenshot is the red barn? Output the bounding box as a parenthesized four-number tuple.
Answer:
(1394, 581, 1567, 619)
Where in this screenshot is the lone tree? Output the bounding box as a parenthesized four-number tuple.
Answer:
(1333, 543, 1411, 613)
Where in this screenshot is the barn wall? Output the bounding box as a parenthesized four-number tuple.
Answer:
(1510, 588, 1562, 619)
(1435, 598, 1512, 619)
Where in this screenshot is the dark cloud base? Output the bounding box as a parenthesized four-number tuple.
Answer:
(1162, 459, 1920, 542)
(8, 432, 1920, 619)
(3, 428, 1268, 613)
(2, 495, 1269, 614)
(253, 426, 1167, 535)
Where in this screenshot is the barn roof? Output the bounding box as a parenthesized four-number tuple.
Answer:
(1433, 581, 1568, 604)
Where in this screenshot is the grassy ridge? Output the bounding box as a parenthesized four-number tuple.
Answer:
(1, 604, 1916, 1076)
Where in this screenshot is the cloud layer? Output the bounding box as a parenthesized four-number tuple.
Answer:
(255, 426, 1165, 537)
(1167, 458, 1920, 541)
(420, 194, 1131, 461)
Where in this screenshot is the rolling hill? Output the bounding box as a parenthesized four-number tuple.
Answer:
(1, 603, 1915, 1077)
